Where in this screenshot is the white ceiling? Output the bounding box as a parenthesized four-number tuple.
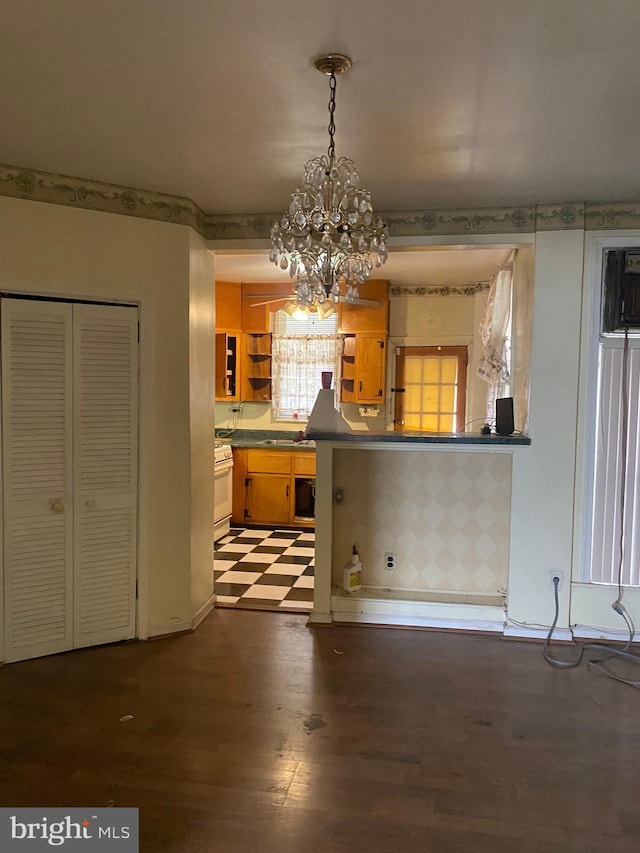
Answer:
(214, 246, 512, 287)
(2, 0, 639, 285)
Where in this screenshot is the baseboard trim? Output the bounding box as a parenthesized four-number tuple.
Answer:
(192, 594, 216, 630)
(331, 594, 504, 633)
(332, 611, 504, 633)
(148, 619, 192, 638)
(571, 624, 636, 642)
(503, 624, 573, 642)
(308, 610, 334, 625)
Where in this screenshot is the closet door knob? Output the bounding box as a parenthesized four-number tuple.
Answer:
(50, 500, 64, 514)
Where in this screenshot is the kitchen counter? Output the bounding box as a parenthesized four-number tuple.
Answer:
(214, 429, 316, 450)
(307, 429, 530, 445)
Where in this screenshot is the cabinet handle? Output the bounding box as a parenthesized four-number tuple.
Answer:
(359, 380, 363, 392)
(286, 484, 289, 497)
(85, 499, 97, 509)
(50, 499, 64, 514)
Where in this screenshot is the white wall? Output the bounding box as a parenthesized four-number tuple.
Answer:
(0, 196, 214, 644)
(188, 231, 216, 621)
(508, 230, 585, 629)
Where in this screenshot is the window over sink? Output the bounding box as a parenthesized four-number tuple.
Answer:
(271, 310, 338, 420)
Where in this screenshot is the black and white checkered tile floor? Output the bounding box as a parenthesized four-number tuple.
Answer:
(214, 527, 314, 611)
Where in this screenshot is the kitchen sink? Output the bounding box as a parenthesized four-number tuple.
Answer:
(259, 439, 316, 447)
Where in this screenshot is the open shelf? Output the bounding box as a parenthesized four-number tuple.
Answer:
(242, 333, 273, 401)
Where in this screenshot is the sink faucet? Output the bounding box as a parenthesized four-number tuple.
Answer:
(293, 430, 306, 443)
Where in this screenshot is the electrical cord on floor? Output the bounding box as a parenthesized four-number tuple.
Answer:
(545, 329, 640, 686)
(543, 576, 640, 687)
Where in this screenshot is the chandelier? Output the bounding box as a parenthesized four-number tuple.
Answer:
(269, 53, 388, 306)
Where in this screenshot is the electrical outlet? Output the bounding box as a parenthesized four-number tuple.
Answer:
(548, 569, 564, 591)
(385, 552, 397, 571)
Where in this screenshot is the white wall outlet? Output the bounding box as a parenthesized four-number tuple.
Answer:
(385, 552, 397, 571)
(548, 569, 564, 591)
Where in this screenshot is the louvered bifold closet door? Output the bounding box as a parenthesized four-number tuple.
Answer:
(2, 299, 74, 662)
(72, 304, 138, 649)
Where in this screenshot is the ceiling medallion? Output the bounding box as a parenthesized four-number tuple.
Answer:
(269, 53, 388, 306)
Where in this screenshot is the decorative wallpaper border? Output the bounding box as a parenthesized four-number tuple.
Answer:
(389, 282, 491, 297)
(0, 164, 206, 233)
(384, 206, 536, 235)
(535, 202, 585, 231)
(585, 202, 640, 231)
(3, 162, 640, 240)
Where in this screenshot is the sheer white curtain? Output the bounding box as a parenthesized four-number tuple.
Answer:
(272, 335, 338, 419)
(477, 260, 513, 422)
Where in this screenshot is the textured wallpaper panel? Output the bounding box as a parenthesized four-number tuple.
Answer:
(332, 449, 511, 596)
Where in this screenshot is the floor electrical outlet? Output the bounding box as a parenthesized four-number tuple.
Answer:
(385, 552, 397, 571)
(548, 569, 564, 591)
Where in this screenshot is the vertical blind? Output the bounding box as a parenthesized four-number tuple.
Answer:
(589, 339, 640, 586)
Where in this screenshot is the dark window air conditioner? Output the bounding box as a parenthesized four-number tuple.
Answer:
(602, 249, 640, 332)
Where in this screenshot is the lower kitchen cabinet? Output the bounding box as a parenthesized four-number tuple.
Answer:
(245, 473, 291, 525)
(231, 448, 315, 528)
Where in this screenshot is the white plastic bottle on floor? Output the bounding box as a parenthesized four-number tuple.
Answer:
(342, 544, 362, 593)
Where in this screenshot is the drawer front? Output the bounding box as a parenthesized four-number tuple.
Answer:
(293, 454, 316, 476)
(246, 449, 292, 474)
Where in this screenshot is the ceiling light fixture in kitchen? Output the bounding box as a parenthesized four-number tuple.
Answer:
(269, 53, 388, 307)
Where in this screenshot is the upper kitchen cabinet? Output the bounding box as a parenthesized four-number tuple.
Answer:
(215, 332, 239, 400)
(338, 279, 389, 333)
(215, 282, 242, 401)
(241, 282, 294, 333)
(340, 332, 387, 404)
(215, 281, 242, 331)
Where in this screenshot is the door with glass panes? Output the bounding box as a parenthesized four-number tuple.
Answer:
(394, 346, 467, 432)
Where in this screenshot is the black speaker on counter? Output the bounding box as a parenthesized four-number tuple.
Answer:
(495, 397, 514, 436)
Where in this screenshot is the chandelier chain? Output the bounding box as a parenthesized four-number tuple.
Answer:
(327, 73, 337, 165)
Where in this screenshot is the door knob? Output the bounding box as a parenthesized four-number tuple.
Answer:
(50, 500, 64, 514)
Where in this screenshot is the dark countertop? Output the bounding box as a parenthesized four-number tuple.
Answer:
(216, 428, 530, 448)
(214, 428, 316, 450)
(306, 429, 531, 445)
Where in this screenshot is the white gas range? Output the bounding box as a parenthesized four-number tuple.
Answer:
(214, 441, 234, 541)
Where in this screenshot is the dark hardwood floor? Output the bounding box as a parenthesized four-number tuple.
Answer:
(1, 610, 639, 852)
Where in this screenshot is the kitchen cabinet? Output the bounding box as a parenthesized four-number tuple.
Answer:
(215, 282, 242, 402)
(215, 332, 239, 400)
(245, 473, 291, 525)
(338, 279, 389, 333)
(215, 281, 242, 330)
(232, 447, 316, 527)
(339, 333, 387, 404)
(241, 282, 293, 333)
